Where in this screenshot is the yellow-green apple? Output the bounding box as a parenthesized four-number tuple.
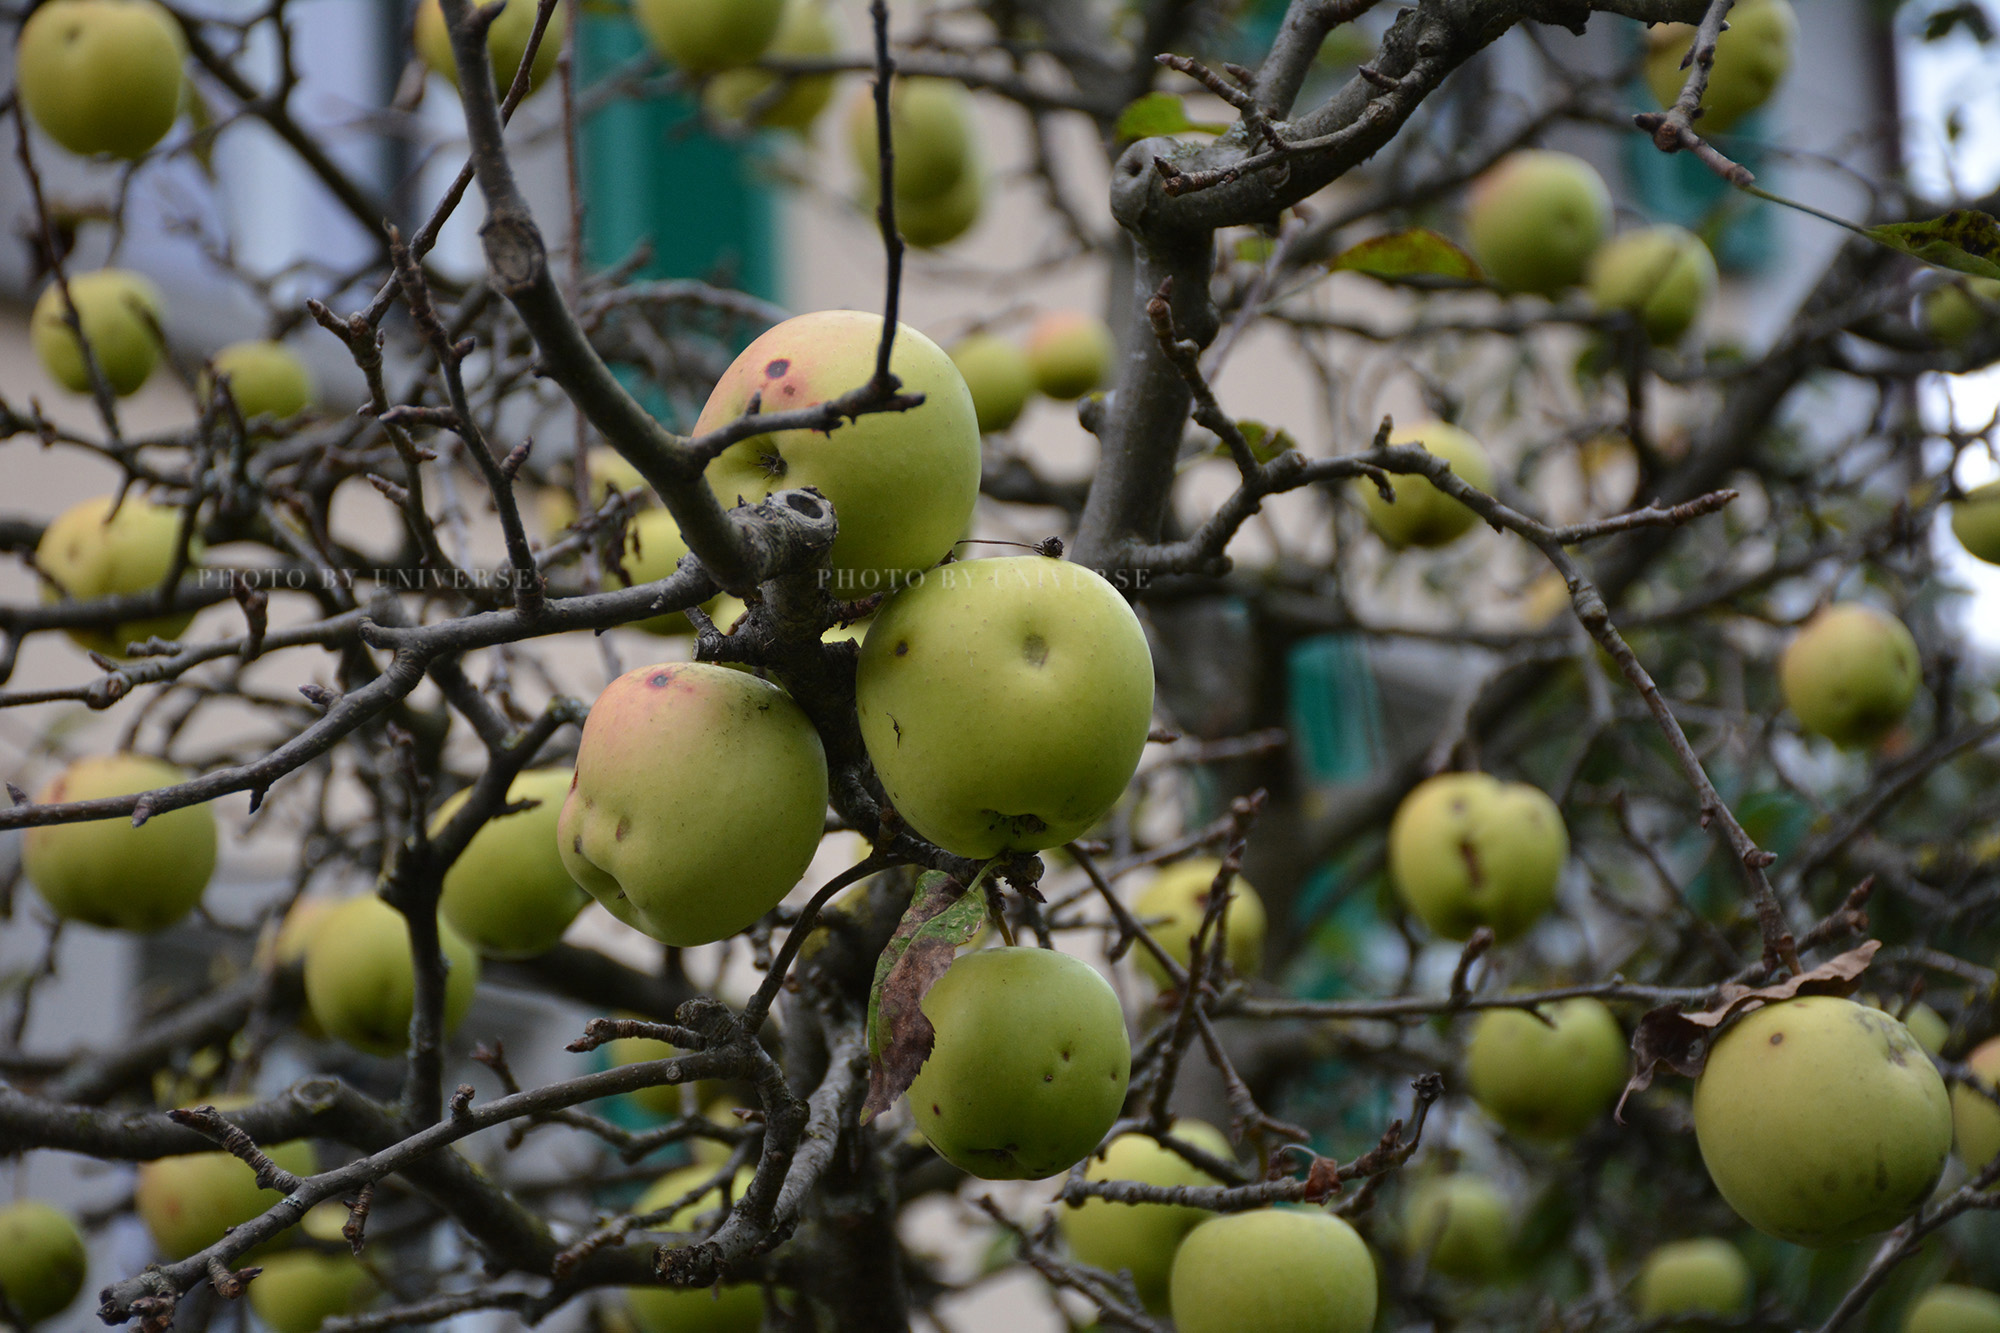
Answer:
(541, 447, 654, 536)
(599, 1018, 727, 1119)
(301, 895, 482, 1057)
(1950, 480, 2000, 566)
(1587, 226, 1717, 345)
(1059, 1121, 1233, 1312)
(1025, 311, 1115, 401)
(703, 0, 840, 133)
(1951, 1036, 2000, 1175)
(624, 1167, 764, 1333)
(32, 269, 167, 396)
(1402, 1174, 1510, 1281)
(203, 340, 315, 422)
(1464, 150, 1611, 296)
(1905, 1286, 2000, 1333)
(134, 1107, 317, 1259)
(36, 493, 202, 656)
(1131, 858, 1265, 984)
(907, 946, 1130, 1180)
(435, 768, 588, 958)
(1693, 996, 1951, 1246)
(1387, 772, 1567, 941)
(632, 0, 782, 74)
(0, 1200, 88, 1322)
(23, 753, 216, 933)
(1357, 420, 1495, 548)
(1170, 1209, 1377, 1333)
(611, 508, 727, 636)
(1635, 1237, 1750, 1324)
(415, 0, 564, 93)
(949, 334, 1035, 433)
(15, 0, 183, 158)
(847, 77, 976, 204)
(248, 1252, 377, 1333)
(1779, 603, 1921, 747)
(559, 663, 828, 946)
(895, 161, 984, 248)
(855, 556, 1155, 858)
(695, 310, 981, 587)
(264, 895, 335, 1039)
(1923, 278, 2000, 347)
(1646, 0, 1796, 135)
(1466, 998, 1626, 1139)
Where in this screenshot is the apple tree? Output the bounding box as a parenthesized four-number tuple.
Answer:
(3, 0, 2000, 1331)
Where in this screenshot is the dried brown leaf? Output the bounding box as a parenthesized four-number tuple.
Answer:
(863, 872, 984, 1120)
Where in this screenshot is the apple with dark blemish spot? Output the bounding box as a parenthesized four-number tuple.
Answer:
(906, 946, 1130, 1180)
(855, 556, 1155, 858)
(697, 310, 981, 587)
(558, 662, 828, 946)
(1387, 771, 1567, 942)
(1692, 995, 1951, 1246)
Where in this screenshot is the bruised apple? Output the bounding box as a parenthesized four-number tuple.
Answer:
(1465, 150, 1610, 296)
(1779, 603, 1921, 747)
(1388, 772, 1567, 942)
(0, 1200, 88, 1322)
(856, 557, 1155, 858)
(1131, 858, 1266, 984)
(1693, 996, 1951, 1246)
(301, 895, 482, 1057)
(435, 768, 587, 958)
(559, 663, 828, 946)
(1057, 1121, 1234, 1312)
(1171, 1209, 1377, 1333)
(1466, 998, 1627, 1140)
(907, 947, 1130, 1180)
(696, 311, 981, 587)
(23, 753, 216, 933)
(1357, 420, 1494, 549)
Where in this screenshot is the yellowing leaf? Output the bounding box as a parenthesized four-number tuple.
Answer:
(1864, 210, 2000, 281)
(1329, 228, 1483, 284)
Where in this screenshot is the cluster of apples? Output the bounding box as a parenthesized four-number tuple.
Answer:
(949, 310, 1117, 434)
(847, 76, 985, 248)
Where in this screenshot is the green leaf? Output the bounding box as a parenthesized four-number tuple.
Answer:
(1232, 419, 1297, 464)
(863, 871, 986, 1119)
(1329, 228, 1484, 284)
(1115, 92, 1228, 141)
(1234, 235, 1276, 265)
(1863, 210, 2000, 281)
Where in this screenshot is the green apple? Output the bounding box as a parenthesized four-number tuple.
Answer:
(0, 1200, 88, 1322)
(1131, 858, 1265, 985)
(1862, 994, 1948, 1056)
(23, 753, 217, 933)
(703, 0, 840, 133)
(559, 663, 828, 946)
(1466, 998, 1626, 1140)
(695, 310, 981, 587)
(1356, 419, 1495, 548)
(599, 1020, 728, 1120)
(949, 334, 1035, 434)
(1025, 311, 1115, 402)
(1387, 772, 1567, 942)
(1950, 480, 2000, 566)
(612, 508, 732, 636)
(36, 493, 203, 656)
(1170, 1209, 1377, 1333)
(32, 268, 167, 396)
(248, 1252, 377, 1333)
(135, 1105, 317, 1260)
(895, 160, 984, 248)
(264, 895, 335, 1039)
(1923, 279, 2000, 348)
(15, 0, 183, 158)
(855, 556, 1155, 858)
(1402, 1174, 1510, 1281)
(907, 946, 1131, 1180)
(848, 77, 976, 204)
(1905, 1286, 2000, 1333)
(1464, 150, 1611, 296)
(301, 895, 482, 1057)
(1950, 1036, 2000, 1175)
(1057, 1121, 1234, 1312)
(1635, 1237, 1751, 1323)
(415, 0, 564, 94)
(632, 0, 782, 74)
(203, 340, 315, 422)
(624, 1166, 764, 1333)
(435, 768, 588, 958)
(1646, 0, 1796, 135)
(1779, 603, 1921, 748)
(1588, 226, 1717, 345)
(1693, 996, 1951, 1246)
